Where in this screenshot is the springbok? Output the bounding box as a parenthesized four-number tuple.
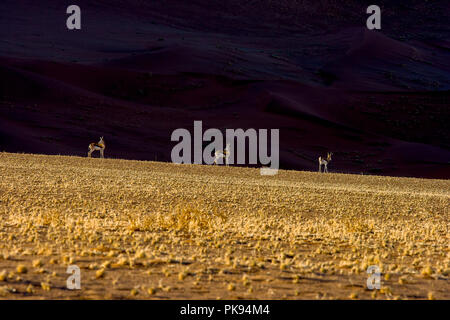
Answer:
(318, 152, 332, 173)
(88, 137, 106, 158)
(214, 143, 230, 165)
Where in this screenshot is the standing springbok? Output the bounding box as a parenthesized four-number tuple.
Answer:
(318, 152, 332, 173)
(214, 143, 230, 165)
(88, 137, 106, 158)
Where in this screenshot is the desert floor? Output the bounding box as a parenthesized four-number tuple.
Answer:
(0, 152, 448, 299)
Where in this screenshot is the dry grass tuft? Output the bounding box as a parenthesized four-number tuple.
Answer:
(16, 265, 27, 274)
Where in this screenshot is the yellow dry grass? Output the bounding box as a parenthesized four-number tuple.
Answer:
(0, 152, 448, 299)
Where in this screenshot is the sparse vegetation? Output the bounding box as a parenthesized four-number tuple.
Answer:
(0, 152, 448, 299)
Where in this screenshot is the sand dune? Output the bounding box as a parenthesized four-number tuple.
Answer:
(322, 29, 450, 91)
(0, 1, 449, 178)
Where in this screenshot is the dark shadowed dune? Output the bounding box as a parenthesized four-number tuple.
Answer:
(0, 0, 449, 178)
(322, 29, 450, 91)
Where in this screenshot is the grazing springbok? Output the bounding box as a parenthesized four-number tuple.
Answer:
(318, 152, 332, 173)
(214, 143, 230, 165)
(88, 137, 106, 158)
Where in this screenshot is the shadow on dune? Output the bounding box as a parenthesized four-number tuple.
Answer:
(0, 0, 449, 178)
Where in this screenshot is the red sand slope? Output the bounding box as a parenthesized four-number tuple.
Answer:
(0, 0, 449, 178)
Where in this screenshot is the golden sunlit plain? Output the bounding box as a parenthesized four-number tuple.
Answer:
(0, 152, 448, 299)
